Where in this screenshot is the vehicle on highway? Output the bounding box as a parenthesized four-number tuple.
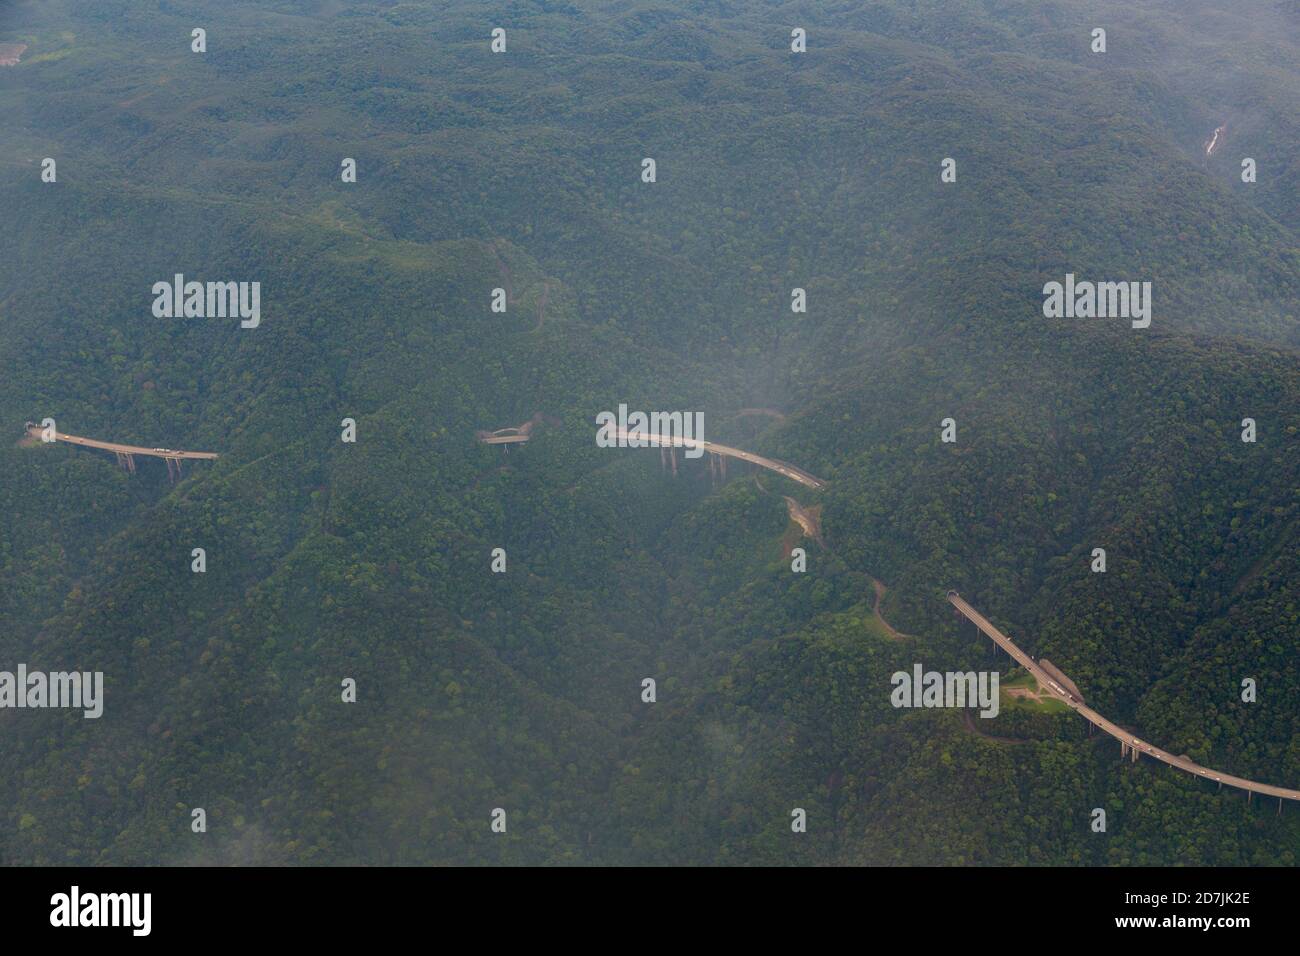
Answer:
(1044, 679, 1077, 703)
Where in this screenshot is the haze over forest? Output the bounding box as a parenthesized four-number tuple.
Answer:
(0, 0, 1297, 865)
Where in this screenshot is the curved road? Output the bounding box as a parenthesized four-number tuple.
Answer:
(476, 420, 826, 488)
(948, 591, 1300, 803)
(474, 413, 1296, 803)
(613, 427, 825, 489)
(35, 418, 1293, 801)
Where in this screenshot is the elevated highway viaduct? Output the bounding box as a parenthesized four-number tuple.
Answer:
(948, 591, 1300, 807)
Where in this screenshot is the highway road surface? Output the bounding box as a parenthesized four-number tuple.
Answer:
(26, 424, 219, 460)
(613, 427, 826, 489)
(476, 421, 826, 488)
(479, 415, 1291, 804)
(948, 591, 1300, 803)
(477, 434, 530, 445)
(34, 416, 1285, 803)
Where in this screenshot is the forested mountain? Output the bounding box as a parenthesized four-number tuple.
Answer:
(0, 0, 1295, 865)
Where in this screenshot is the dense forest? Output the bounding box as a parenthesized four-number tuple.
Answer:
(0, 0, 1296, 865)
